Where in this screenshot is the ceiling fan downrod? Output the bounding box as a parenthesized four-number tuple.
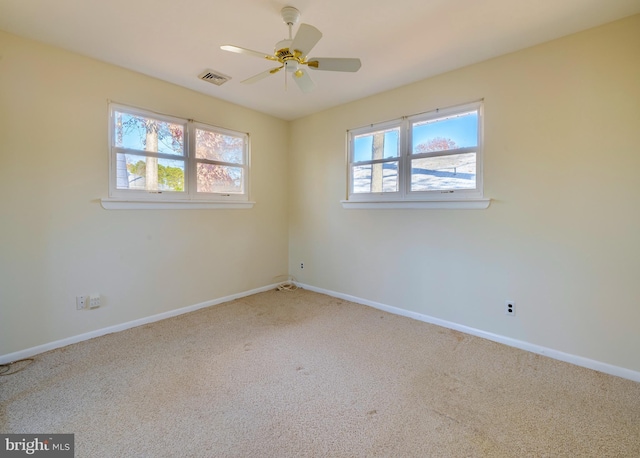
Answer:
(281, 6, 300, 40)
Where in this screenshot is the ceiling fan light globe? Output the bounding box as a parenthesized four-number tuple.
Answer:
(284, 60, 298, 72)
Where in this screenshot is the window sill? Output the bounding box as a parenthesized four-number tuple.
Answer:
(101, 199, 255, 210)
(340, 198, 490, 210)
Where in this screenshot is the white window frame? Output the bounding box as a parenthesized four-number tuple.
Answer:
(344, 101, 489, 209)
(103, 103, 252, 209)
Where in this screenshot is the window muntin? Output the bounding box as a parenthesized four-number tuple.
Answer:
(348, 102, 482, 201)
(109, 104, 249, 202)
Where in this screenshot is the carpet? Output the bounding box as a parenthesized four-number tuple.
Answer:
(1, 289, 639, 457)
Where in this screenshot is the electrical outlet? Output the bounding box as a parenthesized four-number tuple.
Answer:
(505, 300, 516, 316)
(89, 294, 101, 309)
(76, 296, 88, 310)
(300, 263, 304, 269)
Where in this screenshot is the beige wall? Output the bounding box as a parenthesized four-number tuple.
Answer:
(289, 15, 640, 372)
(0, 31, 290, 355)
(2, 15, 639, 375)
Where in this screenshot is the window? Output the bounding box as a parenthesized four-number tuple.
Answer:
(106, 103, 250, 207)
(346, 101, 487, 208)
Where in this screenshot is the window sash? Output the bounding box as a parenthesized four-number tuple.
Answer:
(112, 106, 186, 156)
(189, 122, 248, 200)
(351, 161, 401, 195)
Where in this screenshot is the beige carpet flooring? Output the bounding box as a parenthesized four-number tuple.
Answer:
(1, 289, 639, 457)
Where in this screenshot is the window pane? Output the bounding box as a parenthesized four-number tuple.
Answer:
(352, 162, 398, 193)
(196, 129, 244, 164)
(197, 164, 244, 193)
(353, 128, 400, 162)
(114, 111, 184, 156)
(411, 153, 476, 191)
(412, 111, 477, 153)
(116, 153, 185, 191)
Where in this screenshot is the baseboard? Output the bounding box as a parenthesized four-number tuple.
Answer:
(0, 283, 281, 365)
(5, 282, 639, 383)
(298, 283, 640, 383)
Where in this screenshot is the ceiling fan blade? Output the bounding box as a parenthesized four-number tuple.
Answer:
(307, 57, 362, 72)
(241, 66, 283, 84)
(293, 69, 316, 93)
(221, 45, 277, 61)
(290, 24, 322, 58)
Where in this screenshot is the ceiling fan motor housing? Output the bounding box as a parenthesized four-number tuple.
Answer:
(274, 38, 300, 72)
(275, 39, 293, 57)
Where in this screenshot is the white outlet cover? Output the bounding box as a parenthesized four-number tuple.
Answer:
(505, 301, 516, 316)
(89, 294, 101, 309)
(76, 296, 87, 310)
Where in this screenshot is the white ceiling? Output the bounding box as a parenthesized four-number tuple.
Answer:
(1, 0, 639, 120)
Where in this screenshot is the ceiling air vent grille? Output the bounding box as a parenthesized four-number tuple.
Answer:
(198, 69, 231, 86)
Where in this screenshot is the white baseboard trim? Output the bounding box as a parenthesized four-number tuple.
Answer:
(0, 283, 280, 365)
(298, 283, 640, 383)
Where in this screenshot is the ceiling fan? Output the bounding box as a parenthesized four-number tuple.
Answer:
(221, 6, 361, 93)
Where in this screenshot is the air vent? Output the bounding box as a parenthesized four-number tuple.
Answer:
(198, 69, 231, 86)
